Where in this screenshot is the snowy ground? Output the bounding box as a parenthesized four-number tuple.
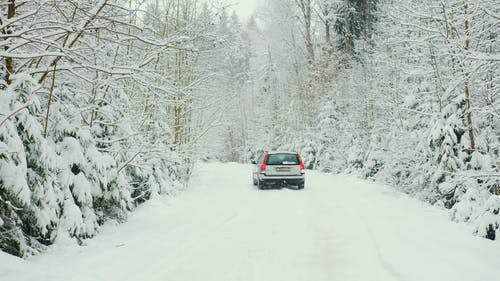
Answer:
(1, 162, 499, 281)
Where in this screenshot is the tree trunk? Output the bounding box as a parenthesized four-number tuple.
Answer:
(344, 0, 351, 54)
(325, 21, 331, 44)
(43, 63, 57, 137)
(174, 50, 183, 146)
(295, 0, 314, 65)
(3, 0, 16, 85)
(464, 1, 475, 150)
(364, 0, 371, 37)
(304, 0, 314, 64)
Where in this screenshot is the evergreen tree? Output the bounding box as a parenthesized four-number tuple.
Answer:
(334, 0, 378, 56)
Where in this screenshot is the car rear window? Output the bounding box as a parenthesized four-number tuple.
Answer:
(266, 153, 299, 165)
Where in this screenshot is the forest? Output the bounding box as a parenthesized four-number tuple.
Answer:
(0, 0, 498, 258)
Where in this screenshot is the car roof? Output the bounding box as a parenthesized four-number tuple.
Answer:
(267, 151, 298, 155)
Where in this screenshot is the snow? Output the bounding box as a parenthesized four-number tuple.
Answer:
(1, 162, 499, 281)
(0, 160, 30, 205)
(72, 173, 93, 205)
(57, 137, 87, 167)
(60, 199, 84, 236)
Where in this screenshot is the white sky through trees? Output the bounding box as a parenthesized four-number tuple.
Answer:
(233, 0, 260, 20)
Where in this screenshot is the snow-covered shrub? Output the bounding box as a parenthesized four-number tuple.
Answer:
(428, 102, 466, 208)
(450, 177, 500, 240)
(14, 76, 61, 251)
(56, 135, 99, 238)
(362, 133, 387, 180)
(0, 75, 60, 256)
(345, 143, 365, 173)
(474, 195, 500, 240)
(297, 136, 319, 170)
(0, 93, 29, 256)
(315, 100, 347, 173)
(451, 179, 486, 223)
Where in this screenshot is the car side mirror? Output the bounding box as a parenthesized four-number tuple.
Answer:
(251, 160, 256, 164)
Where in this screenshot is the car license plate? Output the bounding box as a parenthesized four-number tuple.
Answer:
(275, 167, 291, 172)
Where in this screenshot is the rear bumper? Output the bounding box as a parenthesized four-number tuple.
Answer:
(259, 175, 305, 186)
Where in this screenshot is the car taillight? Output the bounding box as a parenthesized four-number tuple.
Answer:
(297, 153, 305, 170)
(261, 153, 269, 171)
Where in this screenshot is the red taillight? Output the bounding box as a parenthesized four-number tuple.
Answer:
(297, 153, 305, 170)
(260, 153, 269, 171)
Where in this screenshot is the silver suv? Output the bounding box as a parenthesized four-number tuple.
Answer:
(251, 151, 305, 189)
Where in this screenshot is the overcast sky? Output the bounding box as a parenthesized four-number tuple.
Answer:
(232, 0, 260, 21)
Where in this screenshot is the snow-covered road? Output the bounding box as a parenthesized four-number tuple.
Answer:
(1, 163, 500, 281)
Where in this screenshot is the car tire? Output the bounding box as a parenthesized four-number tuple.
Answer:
(298, 184, 304, 190)
(252, 176, 257, 186)
(257, 180, 264, 190)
